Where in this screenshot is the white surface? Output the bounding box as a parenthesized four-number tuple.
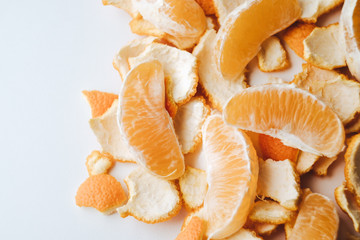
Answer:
(0, 1, 358, 239)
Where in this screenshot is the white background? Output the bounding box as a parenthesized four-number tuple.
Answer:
(0, 0, 358, 239)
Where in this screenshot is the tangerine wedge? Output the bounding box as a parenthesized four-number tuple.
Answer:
(289, 193, 339, 240)
(119, 60, 185, 180)
(215, 0, 301, 79)
(224, 84, 345, 158)
(201, 114, 258, 239)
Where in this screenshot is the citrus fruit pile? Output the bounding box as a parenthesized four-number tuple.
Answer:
(75, 0, 360, 239)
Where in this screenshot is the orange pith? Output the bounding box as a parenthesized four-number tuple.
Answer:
(215, 0, 301, 79)
(289, 193, 339, 240)
(176, 216, 205, 240)
(259, 134, 299, 162)
(224, 84, 345, 158)
(119, 60, 185, 180)
(202, 114, 258, 239)
(82, 90, 118, 118)
(75, 174, 127, 213)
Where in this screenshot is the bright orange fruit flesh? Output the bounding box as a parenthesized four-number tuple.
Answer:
(119, 60, 185, 180)
(75, 174, 127, 213)
(202, 114, 258, 239)
(259, 134, 299, 162)
(215, 0, 301, 79)
(82, 90, 118, 118)
(224, 84, 345, 158)
(289, 193, 339, 240)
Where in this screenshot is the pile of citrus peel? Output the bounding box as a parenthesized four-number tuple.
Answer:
(75, 0, 360, 239)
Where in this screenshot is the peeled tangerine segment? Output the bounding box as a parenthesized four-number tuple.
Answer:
(192, 30, 247, 111)
(128, 43, 198, 105)
(119, 60, 185, 180)
(340, 0, 360, 81)
(224, 84, 345, 158)
(293, 64, 360, 125)
(289, 193, 339, 240)
(257, 159, 300, 211)
(303, 24, 346, 70)
(179, 166, 208, 211)
(89, 99, 136, 162)
(117, 167, 181, 223)
(201, 114, 259, 239)
(174, 97, 210, 154)
(215, 0, 301, 79)
(132, 0, 206, 39)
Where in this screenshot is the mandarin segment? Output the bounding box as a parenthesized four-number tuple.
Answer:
(201, 114, 259, 239)
(119, 60, 185, 180)
(258, 134, 299, 162)
(289, 193, 339, 240)
(224, 84, 345, 158)
(215, 0, 301, 79)
(75, 174, 127, 214)
(82, 90, 118, 118)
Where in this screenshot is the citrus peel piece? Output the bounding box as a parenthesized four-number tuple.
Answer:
(179, 166, 208, 211)
(75, 174, 127, 214)
(257, 36, 289, 72)
(248, 200, 296, 225)
(82, 90, 118, 118)
(86, 151, 114, 176)
(303, 24, 347, 70)
(117, 167, 181, 223)
(89, 99, 136, 163)
(174, 97, 210, 154)
(192, 29, 247, 111)
(293, 64, 360, 125)
(175, 216, 205, 240)
(335, 183, 360, 232)
(258, 134, 299, 162)
(340, 0, 360, 81)
(298, 0, 344, 23)
(345, 133, 360, 205)
(257, 158, 300, 210)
